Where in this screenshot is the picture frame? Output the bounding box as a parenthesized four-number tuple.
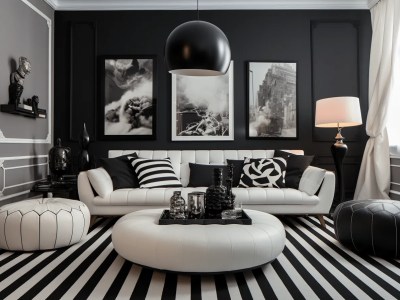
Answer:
(247, 61, 298, 140)
(98, 55, 156, 140)
(171, 62, 234, 141)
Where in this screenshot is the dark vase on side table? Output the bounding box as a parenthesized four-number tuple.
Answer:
(205, 168, 227, 219)
(79, 123, 91, 171)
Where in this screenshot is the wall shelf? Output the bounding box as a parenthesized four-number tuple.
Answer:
(0, 104, 47, 119)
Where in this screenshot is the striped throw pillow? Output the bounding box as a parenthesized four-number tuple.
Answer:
(129, 157, 182, 188)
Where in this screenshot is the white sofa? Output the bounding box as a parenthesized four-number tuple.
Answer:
(78, 150, 335, 226)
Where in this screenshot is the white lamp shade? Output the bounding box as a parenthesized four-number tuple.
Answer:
(315, 96, 362, 128)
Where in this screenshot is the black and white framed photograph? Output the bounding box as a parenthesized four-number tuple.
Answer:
(171, 62, 234, 141)
(247, 62, 297, 139)
(99, 56, 156, 140)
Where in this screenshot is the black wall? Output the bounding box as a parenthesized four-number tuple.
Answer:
(54, 10, 372, 199)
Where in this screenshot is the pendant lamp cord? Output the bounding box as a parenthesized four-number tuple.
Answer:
(197, 0, 199, 20)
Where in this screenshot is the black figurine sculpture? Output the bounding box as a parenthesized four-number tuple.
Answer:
(27, 95, 39, 116)
(9, 57, 31, 105)
(79, 123, 91, 171)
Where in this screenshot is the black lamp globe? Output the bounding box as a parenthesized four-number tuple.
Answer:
(165, 20, 231, 76)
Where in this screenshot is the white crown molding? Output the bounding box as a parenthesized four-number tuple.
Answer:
(43, 0, 372, 11)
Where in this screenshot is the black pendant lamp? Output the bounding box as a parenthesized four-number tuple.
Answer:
(165, 0, 231, 76)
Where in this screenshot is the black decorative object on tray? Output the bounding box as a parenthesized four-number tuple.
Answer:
(169, 191, 186, 219)
(205, 168, 227, 219)
(159, 210, 252, 225)
(48, 138, 72, 181)
(222, 164, 235, 211)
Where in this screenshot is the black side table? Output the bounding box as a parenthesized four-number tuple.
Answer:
(31, 176, 78, 199)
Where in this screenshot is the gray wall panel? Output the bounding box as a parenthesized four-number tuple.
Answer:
(3, 157, 47, 168)
(4, 164, 47, 187)
(0, 0, 53, 203)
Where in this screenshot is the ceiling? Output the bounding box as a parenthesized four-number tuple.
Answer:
(44, 0, 379, 10)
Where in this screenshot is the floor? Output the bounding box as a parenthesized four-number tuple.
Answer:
(0, 216, 400, 300)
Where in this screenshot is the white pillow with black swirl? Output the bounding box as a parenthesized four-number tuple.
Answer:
(238, 157, 287, 188)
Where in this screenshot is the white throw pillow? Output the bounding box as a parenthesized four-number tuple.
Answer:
(298, 166, 326, 196)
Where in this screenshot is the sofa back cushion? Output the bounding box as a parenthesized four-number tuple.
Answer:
(109, 150, 304, 187)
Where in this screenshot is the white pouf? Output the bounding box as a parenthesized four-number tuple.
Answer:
(112, 209, 286, 273)
(0, 198, 90, 251)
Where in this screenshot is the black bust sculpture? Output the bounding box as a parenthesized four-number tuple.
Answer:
(49, 138, 72, 181)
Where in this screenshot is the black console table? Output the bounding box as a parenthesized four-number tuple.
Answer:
(31, 176, 78, 199)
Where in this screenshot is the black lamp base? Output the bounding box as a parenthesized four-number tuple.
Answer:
(331, 128, 348, 204)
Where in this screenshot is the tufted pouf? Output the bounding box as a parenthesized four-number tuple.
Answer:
(333, 199, 400, 258)
(0, 198, 90, 251)
(112, 209, 286, 273)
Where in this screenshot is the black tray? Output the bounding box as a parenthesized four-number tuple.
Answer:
(159, 210, 252, 225)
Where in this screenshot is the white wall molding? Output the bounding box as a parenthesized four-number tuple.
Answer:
(44, 0, 372, 11)
(0, 0, 53, 144)
(0, 155, 48, 202)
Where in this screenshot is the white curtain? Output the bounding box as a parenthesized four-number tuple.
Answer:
(354, 0, 400, 200)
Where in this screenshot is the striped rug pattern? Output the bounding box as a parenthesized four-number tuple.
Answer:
(1, 215, 400, 299)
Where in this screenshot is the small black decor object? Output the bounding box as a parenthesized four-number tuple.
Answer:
(205, 168, 227, 219)
(169, 191, 186, 219)
(79, 123, 90, 171)
(222, 164, 235, 211)
(49, 138, 72, 181)
(9, 57, 31, 105)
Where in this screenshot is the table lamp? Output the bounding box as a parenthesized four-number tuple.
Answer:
(315, 96, 362, 203)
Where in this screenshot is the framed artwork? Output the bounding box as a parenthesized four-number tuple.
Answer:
(247, 62, 297, 139)
(171, 62, 234, 141)
(99, 55, 156, 140)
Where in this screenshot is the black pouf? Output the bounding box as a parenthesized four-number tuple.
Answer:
(333, 199, 400, 258)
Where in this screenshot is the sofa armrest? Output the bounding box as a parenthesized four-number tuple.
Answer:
(299, 166, 326, 196)
(78, 171, 95, 206)
(299, 167, 336, 213)
(316, 170, 335, 209)
(86, 168, 113, 199)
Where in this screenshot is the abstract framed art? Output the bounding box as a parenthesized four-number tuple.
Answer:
(99, 55, 156, 140)
(247, 61, 297, 139)
(171, 62, 234, 141)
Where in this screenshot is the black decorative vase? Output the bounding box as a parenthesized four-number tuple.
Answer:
(49, 138, 72, 181)
(221, 164, 236, 211)
(205, 168, 227, 219)
(78, 123, 90, 171)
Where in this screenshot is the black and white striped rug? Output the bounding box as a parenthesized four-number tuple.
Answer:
(1, 215, 400, 299)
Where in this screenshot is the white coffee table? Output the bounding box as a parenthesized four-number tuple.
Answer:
(112, 208, 285, 273)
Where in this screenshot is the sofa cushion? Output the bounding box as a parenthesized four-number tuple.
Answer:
(239, 157, 287, 188)
(98, 153, 139, 190)
(93, 187, 318, 206)
(129, 157, 182, 188)
(188, 163, 228, 187)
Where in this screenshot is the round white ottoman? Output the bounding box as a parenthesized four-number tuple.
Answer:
(112, 209, 286, 273)
(0, 198, 90, 251)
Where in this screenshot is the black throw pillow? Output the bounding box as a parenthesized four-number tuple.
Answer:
(226, 159, 245, 187)
(284, 155, 314, 189)
(98, 153, 139, 190)
(188, 163, 228, 187)
(238, 157, 287, 188)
